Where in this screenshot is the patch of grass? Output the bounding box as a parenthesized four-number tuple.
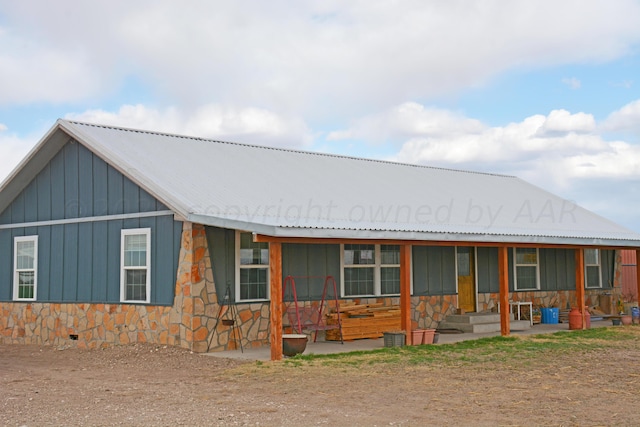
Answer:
(268, 327, 639, 371)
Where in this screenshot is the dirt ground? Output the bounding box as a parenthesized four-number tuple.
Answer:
(2, 330, 640, 427)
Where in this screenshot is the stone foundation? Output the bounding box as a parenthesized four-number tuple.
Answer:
(0, 302, 176, 348)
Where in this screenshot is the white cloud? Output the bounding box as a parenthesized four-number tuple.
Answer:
(324, 104, 636, 192)
(602, 99, 640, 134)
(2, 1, 640, 113)
(328, 102, 485, 144)
(562, 77, 581, 90)
(536, 109, 596, 136)
(562, 140, 640, 178)
(65, 104, 313, 148)
(0, 26, 102, 105)
(0, 125, 38, 185)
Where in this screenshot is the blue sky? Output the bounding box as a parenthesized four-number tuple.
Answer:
(1, 1, 640, 232)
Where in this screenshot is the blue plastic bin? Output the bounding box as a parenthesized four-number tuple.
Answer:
(541, 307, 559, 324)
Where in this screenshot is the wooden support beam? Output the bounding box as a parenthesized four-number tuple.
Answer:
(636, 250, 640, 312)
(269, 242, 283, 361)
(498, 246, 510, 336)
(575, 248, 586, 329)
(254, 234, 632, 251)
(399, 244, 412, 344)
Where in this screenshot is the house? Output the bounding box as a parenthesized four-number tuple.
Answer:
(2, 120, 640, 360)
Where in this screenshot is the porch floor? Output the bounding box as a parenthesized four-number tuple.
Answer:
(202, 319, 614, 362)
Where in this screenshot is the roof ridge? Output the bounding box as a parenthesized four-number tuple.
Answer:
(63, 119, 516, 179)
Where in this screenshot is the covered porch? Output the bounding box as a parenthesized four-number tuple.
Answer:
(263, 235, 640, 361)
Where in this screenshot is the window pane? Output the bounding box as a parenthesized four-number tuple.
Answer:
(586, 266, 600, 288)
(584, 249, 598, 265)
(516, 248, 537, 264)
(18, 271, 34, 285)
(240, 268, 267, 300)
(16, 241, 35, 269)
(380, 245, 400, 265)
(381, 267, 400, 294)
(457, 247, 470, 276)
(344, 244, 375, 265)
(516, 266, 537, 289)
(240, 233, 269, 265)
(19, 285, 34, 299)
(344, 267, 374, 296)
(125, 269, 147, 301)
(124, 234, 147, 267)
(18, 272, 35, 299)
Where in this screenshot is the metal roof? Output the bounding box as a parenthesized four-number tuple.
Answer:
(2, 119, 640, 247)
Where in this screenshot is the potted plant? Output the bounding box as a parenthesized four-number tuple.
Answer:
(532, 307, 542, 324)
(616, 297, 633, 325)
(621, 291, 637, 316)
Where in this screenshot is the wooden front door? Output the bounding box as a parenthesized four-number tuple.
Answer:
(457, 247, 476, 312)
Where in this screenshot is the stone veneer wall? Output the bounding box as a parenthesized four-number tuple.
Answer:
(182, 222, 271, 353)
(0, 303, 175, 348)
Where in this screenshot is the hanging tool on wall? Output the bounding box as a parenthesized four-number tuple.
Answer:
(206, 282, 243, 352)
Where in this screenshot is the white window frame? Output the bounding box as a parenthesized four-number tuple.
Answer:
(235, 231, 270, 302)
(13, 235, 38, 301)
(340, 244, 401, 297)
(584, 248, 602, 289)
(120, 228, 151, 303)
(513, 247, 540, 291)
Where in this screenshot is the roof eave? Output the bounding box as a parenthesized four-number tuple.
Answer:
(185, 215, 640, 248)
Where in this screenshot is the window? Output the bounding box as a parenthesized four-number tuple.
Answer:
(342, 244, 400, 297)
(584, 249, 601, 288)
(236, 231, 269, 301)
(513, 248, 539, 290)
(121, 228, 151, 303)
(13, 236, 38, 300)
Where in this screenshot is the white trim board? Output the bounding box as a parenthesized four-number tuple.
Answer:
(0, 210, 175, 230)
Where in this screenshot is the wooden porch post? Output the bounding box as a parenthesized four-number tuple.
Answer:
(269, 242, 283, 361)
(498, 246, 510, 336)
(575, 248, 586, 329)
(636, 250, 640, 311)
(399, 244, 412, 344)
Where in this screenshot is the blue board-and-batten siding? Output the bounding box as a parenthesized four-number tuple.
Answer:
(205, 225, 341, 302)
(0, 139, 182, 304)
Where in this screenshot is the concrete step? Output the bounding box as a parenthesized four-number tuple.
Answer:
(510, 320, 532, 331)
(438, 313, 531, 333)
(438, 320, 501, 333)
(444, 312, 501, 325)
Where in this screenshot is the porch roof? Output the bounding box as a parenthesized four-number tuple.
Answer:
(2, 119, 640, 248)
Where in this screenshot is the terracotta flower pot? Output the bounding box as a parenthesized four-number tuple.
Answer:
(411, 329, 426, 345)
(621, 315, 633, 325)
